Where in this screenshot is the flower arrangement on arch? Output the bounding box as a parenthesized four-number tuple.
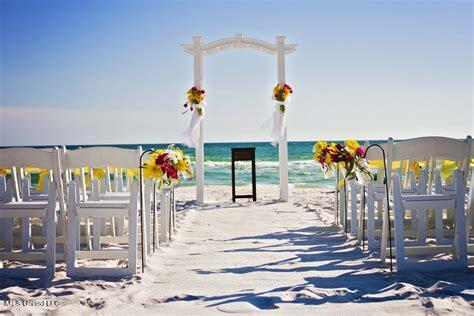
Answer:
(183, 86, 206, 116)
(272, 83, 293, 112)
(142, 145, 193, 187)
(313, 140, 373, 184)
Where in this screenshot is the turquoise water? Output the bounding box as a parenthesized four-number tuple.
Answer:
(64, 141, 381, 187)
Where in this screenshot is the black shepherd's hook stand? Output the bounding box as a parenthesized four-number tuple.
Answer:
(139, 149, 155, 273)
(361, 144, 393, 272)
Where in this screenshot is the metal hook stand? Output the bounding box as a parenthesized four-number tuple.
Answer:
(361, 144, 393, 272)
(139, 149, 155, 273)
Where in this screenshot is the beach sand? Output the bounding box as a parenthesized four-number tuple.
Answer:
(1, 185, 473, 315)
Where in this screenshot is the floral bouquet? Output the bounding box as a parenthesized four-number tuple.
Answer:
(183, 86, 206, 116)
(272, 83, 293, 112)
(313, 140, 373, 184)
(142, 145, 193, 188)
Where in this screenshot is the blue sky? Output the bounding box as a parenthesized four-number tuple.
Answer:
(0, 0, 472, 146)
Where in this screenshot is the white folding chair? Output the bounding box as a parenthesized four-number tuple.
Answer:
(0, 147, 65, 279)
(61, 146, 142, 251)
(392, 172, 467, 271)
(353, 140, 393, 249)
(379, 136, 471, 264)
(359, 137, 470, 255)
(66, 181, 138, 277)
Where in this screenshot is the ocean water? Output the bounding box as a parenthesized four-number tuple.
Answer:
(65, 141, 368, 187)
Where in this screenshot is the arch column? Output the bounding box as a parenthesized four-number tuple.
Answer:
(276, 36, 289, 202)
(193, 36, 205, 205)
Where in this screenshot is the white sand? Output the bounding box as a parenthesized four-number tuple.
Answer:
(1, 185, 473, 315)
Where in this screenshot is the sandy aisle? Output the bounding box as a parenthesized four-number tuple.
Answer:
(1, 185, 473, 315)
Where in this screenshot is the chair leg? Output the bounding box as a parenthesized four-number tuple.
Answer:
(46, 208, 56, 279)
(454, 173, 468, 267)
(111, 217, 117, 236)
(76, 220, 81, 250)
(367, 185, 376, 250)
(153, 201, 159, 249)
(434, 208, 444, 244)
(172, 189, 176, 233)
(92, 217, 101, 250)
(357, 186, 365, 243)
(380, 198, 389, 264)
(42, 218, 48, 236)
(100, 218, 106, 235)
(116, 217, 125, 236)
(350, 183, 358, 235)
(85, 217, 92, 250)
(21, 217, 31, 252)
(160, 190, 169, 243)
(416, 209, 427, 246)
(377, 201, 383, 221)
(392, 175, 406, 271)
(67, 210, 77, 276)
(2, 219, 13, 252)
(339, 184, 346, 230)
(128, 185, 138, 274)
(146, 208, 151, 254)
(410, 209, 418, 232)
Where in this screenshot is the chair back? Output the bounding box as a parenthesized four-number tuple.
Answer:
(392, 136, 471, 163)
(0, 147, 59, 170)
(0, 147, 66, 229)
(63, 146, 142, 170)
(0, 147, 63, 202)
(62, 146, 142, 200)
(391, 136, 471, 191)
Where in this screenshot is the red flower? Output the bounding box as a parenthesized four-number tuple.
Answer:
(164, 163, 179, 179)
(355, 147, 365, 156)
(191, 87, 197, 91)
(344, 154, 353, 162)
(200, 90, 205, 94)
(155, 153, 168, 166)
(183, 103, 188, 108)
(318, 156, 325, 164)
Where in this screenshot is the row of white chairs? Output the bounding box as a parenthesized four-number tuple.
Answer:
(0, 146, 177, 279)
(336, 136, 473, 272)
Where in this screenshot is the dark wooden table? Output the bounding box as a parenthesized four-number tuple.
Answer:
(231, 147, 256, 202)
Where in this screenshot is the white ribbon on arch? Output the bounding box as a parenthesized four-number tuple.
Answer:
(183, 101, 206, 148)
(270, 96, 290, 146)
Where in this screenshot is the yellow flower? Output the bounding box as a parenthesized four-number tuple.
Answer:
(273, 85, 280, 95)
(92, 168, 106, 180)
(409, 161, 421, 176)
(329, 143, 338, 153)
(313, 141, 328, 157)
(176, 158, 187, 172)
(344, 140, 359, 151)
(440, 160, 457, 180)
(142, 157, 163, 180)
(0, 168, 10, 176)
(36, 169, 50, 191)
(126, 168, 138, 179)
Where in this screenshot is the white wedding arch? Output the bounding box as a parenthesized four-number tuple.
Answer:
(182, 34, 297, 204)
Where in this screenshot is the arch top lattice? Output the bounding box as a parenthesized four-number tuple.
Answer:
(181, 33, 297, 56)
